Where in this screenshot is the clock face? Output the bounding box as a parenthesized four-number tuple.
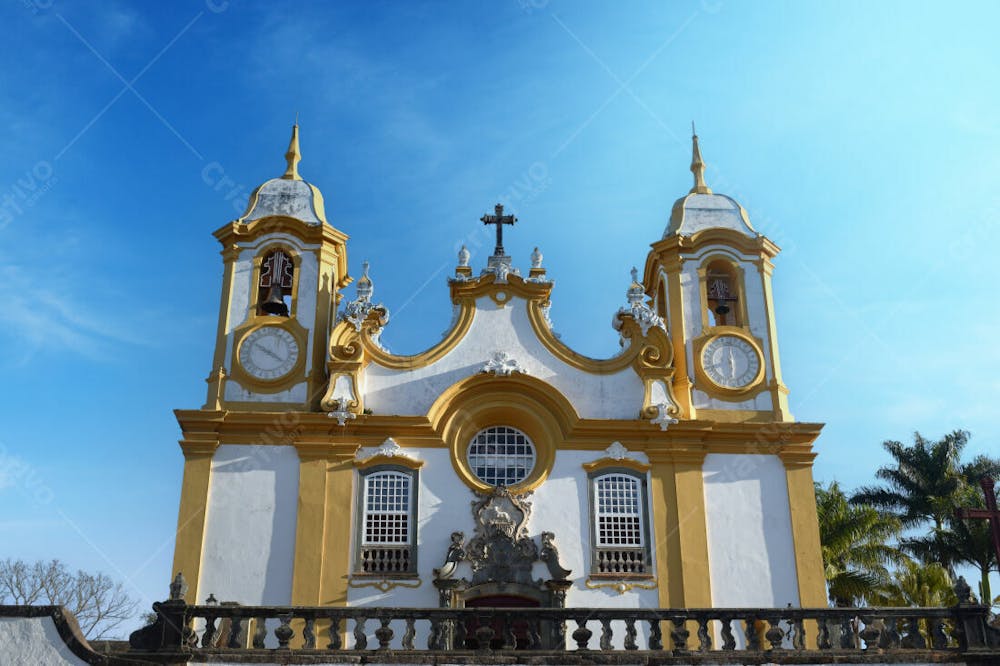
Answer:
(701, 335, 761, 389)
(238, 327, 299, 381)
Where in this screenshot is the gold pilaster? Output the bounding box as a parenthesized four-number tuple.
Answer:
(171, 438, 219, 603)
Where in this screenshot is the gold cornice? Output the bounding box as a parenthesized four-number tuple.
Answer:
(354, 454, 425, 470)
(358, 299, 475, 370)
(582, 457, 651, 474)
(448, 271, 553, 303)
(179, 439, 220, 458)
(649, 228, 780, 260)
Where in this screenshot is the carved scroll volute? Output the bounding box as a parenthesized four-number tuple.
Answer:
(619, 313, 680, 421)
(320, 320, 366, 412)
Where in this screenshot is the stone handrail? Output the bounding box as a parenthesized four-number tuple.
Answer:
(127, 596, 1000, 663)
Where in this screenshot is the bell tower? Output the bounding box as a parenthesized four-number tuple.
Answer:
(643, 129, 791, 422)
(204, 125, 351, 411)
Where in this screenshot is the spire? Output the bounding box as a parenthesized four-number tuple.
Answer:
(689, 122, 712, 195)
(282, 123, 302, 180)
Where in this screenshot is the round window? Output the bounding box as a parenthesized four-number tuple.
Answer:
(466, 426, 536, 487)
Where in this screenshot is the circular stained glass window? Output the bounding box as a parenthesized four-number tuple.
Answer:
(466, 426, 536, 487)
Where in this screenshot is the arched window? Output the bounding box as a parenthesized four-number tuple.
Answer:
(466, 426, 536, 487)
(357, 468, 417, 575)
(590, 470, 650, 576)
(704, 259, 741, 327)
(257, 249, 295, 317)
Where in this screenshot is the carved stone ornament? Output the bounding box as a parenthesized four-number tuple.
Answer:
(650, 403, 679, 431)
(539, 531, 571, 580)
(530, 246, 543, 269)
(614, 266, 666, 338)
(603, 441, 633, 461)
(481, 254, 520, 283)
(465, 488, 539, 586)
(340, 261, 390, 337)
(327, 399, 357, 426)
(357, 437, 414, 462)
(482, 350, 527, 376)
(432, 531, 466, 581)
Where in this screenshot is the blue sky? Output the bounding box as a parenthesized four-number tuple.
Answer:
(1, 0, 997, 625)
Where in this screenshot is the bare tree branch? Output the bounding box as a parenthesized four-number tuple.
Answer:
(0, 559, 138, 639)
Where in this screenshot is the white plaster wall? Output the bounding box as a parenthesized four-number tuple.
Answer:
(702, 453, 799, 609)
(0, 617, 89, 666)
(199, 445, 300, 606)
(692, 387, 773, 412)
(364, 296, 645, 419)
(224, 379, 308, 403)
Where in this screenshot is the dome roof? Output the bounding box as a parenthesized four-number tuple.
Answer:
(237, 125, 328, 226)
(664, 192, 755, 238)
(663, 130, 757, 239)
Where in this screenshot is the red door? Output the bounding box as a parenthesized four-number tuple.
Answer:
(463, 595, 540, 649)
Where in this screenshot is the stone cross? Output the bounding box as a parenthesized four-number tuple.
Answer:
(481, 203, 516, 256)
(955, 476, 1000, 574)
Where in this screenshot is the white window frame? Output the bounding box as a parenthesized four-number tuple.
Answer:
(466, 425, 536, 487)
(356, 466, 417, 575)
(589, 469, 652, 576)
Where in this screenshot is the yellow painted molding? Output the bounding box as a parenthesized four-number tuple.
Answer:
(691, 328, 768, 401)
(784, 463, 828, 611)
(171, 441, 217, 603)
(348, 576, 421, 592)
(582, 457, 651, 474)
(354, 454, 424, 470)
(229, 318, 310, 393)
(585, 576, 657, 594)
(355, 299, 474, 371)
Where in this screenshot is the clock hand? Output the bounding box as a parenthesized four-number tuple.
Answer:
(727, 348, 736, 377)
(256, 343, 283, 362)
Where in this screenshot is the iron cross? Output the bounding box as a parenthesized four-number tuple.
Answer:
(481, 203, 516, 256)
(955, 476, 1000, 574)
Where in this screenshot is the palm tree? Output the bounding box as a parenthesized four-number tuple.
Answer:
(851, 430, 970, 530)
(816, 481, 908, 606)
(871, 560, 957, 607)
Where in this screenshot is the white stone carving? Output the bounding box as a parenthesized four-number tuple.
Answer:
(539, 303, 561, 339)
(340, 261, 390, 333)
(458, 244, 471, 267)
(650, 403, 679, 431)
(530, 246, 543, 269)
(357, 437, 414, 461)
(481, 351, 526, 376)
(604, 441, 633, 460)
(326, 399, 356, 426)
(614, 266, 665, 337)
(481, 254, 520, 283)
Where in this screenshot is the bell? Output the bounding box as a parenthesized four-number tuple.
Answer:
(713, 302, 730, 316)
(260, 279, 289, 316)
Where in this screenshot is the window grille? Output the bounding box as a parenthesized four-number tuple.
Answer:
(593, 472, 649, 575)
(360, 470, 414, 574)
(466, 426, 536, 487)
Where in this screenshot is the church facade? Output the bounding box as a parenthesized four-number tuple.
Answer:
(170, 126, 827, 619)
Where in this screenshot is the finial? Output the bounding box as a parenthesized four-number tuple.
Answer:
(531, 247, 543, 269)
(689, 122, 712, 195)
(458, 245, 470, 267)
(356, 260, 373, 301)
(630, 266, 639, 284)
(282, 123, 302, 180)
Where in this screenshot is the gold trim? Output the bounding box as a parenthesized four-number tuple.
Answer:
(582, 458, 651, 474)
(427, 374, 577, 493)
(585, 577, 657, 594)
(354, 454, 425, 470)
(356, 300, 475, 370)
(348, 576, 422, 593)
(171, 437, 219, 603)
(692, 328, 767, 400)
(229, 319, 309, 392)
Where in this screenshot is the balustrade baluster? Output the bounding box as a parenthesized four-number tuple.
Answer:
(201, 614, 216, 648)
(303, 615, 316, 650)
(504, 613, 517, 650)
(744, 616, 761, 651)
(901, 616, 926, 649)
(624, 618, 638, 651)
(375, 617, 393, 650)
(765, 616, 785, 650)
(648, 618, 663, 651)
(274, 613, 293, 650)
(572, 616, 593, 650)
(670, 616, 690, 653)
(353, 616, 367, 650)
(839, 615, 856, 650)
(252, 616, 267, 649)
(228, 614, 244, 649)
(474, 615, 494, 651)
(880, 617, 900, 649)
(931, 618, 949, 649)
(817, 616, 832, 650)
(696, 616, 711, 652)
(791, 616, 805, 650)
(599, 618, 612, 651)
(327, 616, 342, 650)
(721, 617, 736, 651)
(402, 616, 416, 650)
